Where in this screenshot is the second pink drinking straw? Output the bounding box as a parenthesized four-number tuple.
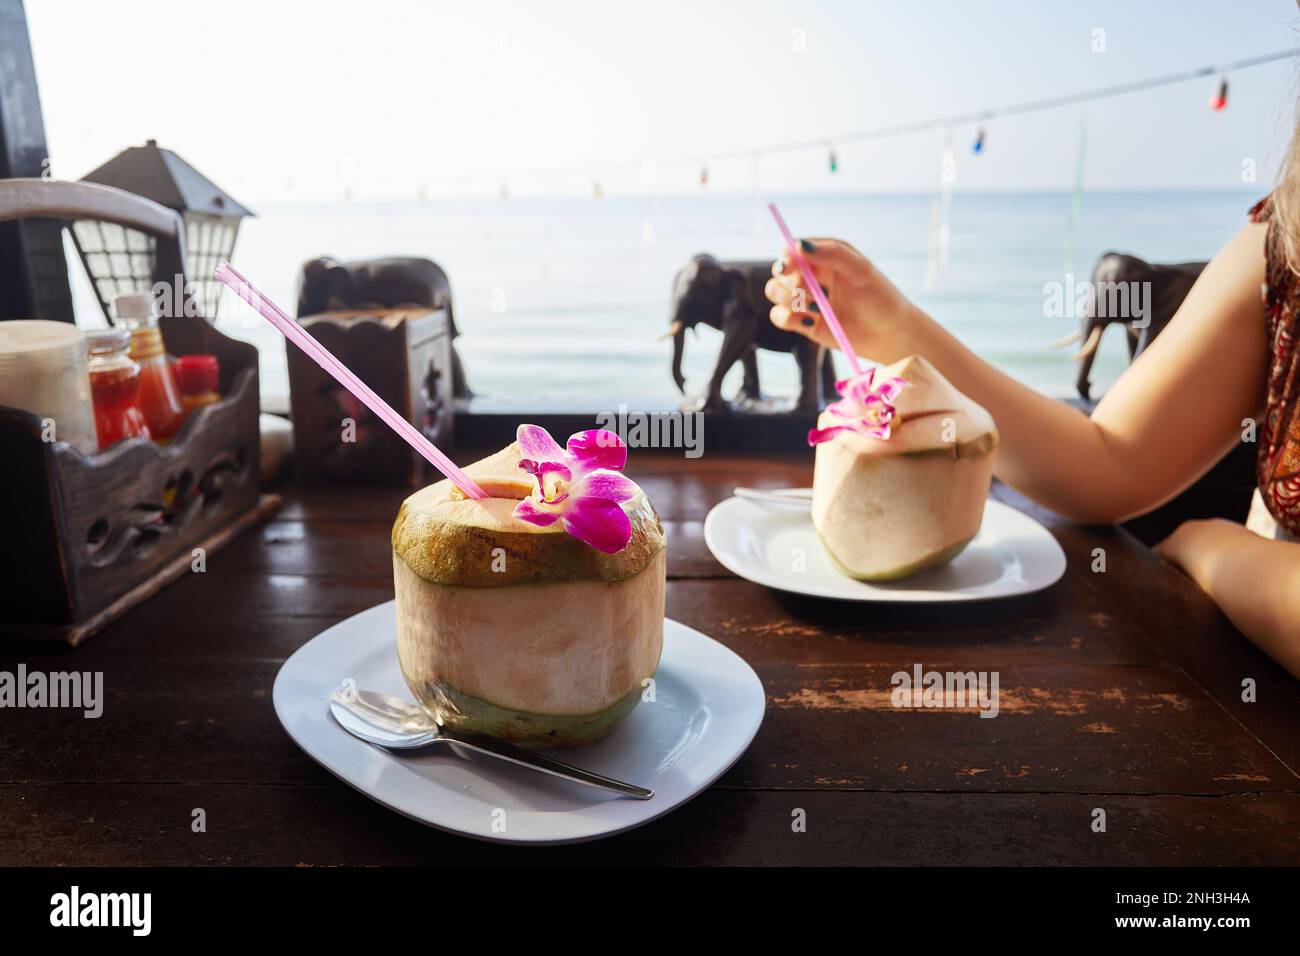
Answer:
(214, 262, 487, 499)
(768, 203, 865, 377)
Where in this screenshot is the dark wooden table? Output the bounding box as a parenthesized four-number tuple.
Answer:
(3, 452, 1298, 865)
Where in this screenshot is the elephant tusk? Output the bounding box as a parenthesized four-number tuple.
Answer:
(1071, 325, 1104, 362)
(658, 320, 685, 341)
(1047, 330, 1082, 349)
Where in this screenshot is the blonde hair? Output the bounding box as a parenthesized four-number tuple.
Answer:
(1271, 112, 1300, 275)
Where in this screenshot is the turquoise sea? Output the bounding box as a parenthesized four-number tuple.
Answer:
(94, 190, 1260, 408)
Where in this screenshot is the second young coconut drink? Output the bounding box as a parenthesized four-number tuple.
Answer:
(809, 355, 999, 581)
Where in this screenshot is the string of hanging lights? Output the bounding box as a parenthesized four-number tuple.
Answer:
(1210, 73, 1229, 111)
(483, 48, 1290, 197)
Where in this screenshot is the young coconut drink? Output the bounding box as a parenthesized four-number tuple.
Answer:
(391, 425, 665, 749)
(809, 355, 998, 581)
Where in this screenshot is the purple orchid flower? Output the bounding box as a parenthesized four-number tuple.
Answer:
(511, 424, 641, 553)
(807, 368, 908, 445)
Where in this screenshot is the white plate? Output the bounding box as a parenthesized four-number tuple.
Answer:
(272, 603, 765, 845)
(704, 494, 1066, 603)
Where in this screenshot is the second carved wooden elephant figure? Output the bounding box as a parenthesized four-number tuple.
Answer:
(1062, 252, 1206, 401)
(667, 254, 835, 411)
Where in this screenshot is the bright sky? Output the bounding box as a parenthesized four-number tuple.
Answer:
(25, 0, 1300, 201)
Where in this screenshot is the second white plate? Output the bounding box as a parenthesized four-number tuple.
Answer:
(703, 494, 1066, 602)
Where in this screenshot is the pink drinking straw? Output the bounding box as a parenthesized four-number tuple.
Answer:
(768, 203, 865, 377)
(214, 261, 487, 499)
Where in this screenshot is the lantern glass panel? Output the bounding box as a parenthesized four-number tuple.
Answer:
(184, 213, 239, 320)
(71, 219, 157, 319)
(125, 229, 151, 253)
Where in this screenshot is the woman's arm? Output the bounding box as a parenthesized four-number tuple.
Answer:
(767, 224, 1270, 523)
(1157, 519, 1300, 678)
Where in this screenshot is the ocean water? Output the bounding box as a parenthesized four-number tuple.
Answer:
(170, 190, 1258, 407)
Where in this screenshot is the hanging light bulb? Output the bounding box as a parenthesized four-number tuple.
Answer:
(972, 127, 986, 155)
(1209, 73, 1228, 111)
(592, 180, 604, 199)
(699, 164, 709, 187)
(828, 148, 838, 173)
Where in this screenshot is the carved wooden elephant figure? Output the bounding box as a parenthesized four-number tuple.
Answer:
(667, 253, 834, 411)
(1066, 252, 1205, 401)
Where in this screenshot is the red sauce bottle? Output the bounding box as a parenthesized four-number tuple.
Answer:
(87, 327, 152, 449)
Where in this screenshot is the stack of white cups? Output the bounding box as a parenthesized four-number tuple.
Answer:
(0, 320, 97, 453)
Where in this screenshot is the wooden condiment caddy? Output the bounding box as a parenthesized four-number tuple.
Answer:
(0, 314, 274, 645)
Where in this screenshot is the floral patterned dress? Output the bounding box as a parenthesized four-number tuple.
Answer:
(1247, 196, 1300, 541)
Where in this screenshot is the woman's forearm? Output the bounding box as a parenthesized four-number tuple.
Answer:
(1203, 538, 1300, 677)
(1158, 521, 1300, 678)
(884, 308, 1140, 522)
(869, 222, 1267, 524)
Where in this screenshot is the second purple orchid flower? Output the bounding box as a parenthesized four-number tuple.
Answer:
(807, 368, 909, 446)
(512, 424, 641, 553)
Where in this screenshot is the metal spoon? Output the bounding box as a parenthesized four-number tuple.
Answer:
(328, 682, 653, 800)
(732, 486, 813, 507)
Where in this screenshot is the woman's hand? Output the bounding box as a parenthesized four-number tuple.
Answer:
(764, 237, 929, 364)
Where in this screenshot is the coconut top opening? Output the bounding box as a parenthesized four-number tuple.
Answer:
(392, 440, 665, 586)
(403, 442, 565, 535)
(446, 443, 535, 503)
(819, 354, 998, 458)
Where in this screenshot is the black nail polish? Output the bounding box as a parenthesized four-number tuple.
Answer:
(801, 317, 815, 328)
(809, 302, 820, 313)
(821, 285, 829, 296)
(800, 239, 817, 253)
